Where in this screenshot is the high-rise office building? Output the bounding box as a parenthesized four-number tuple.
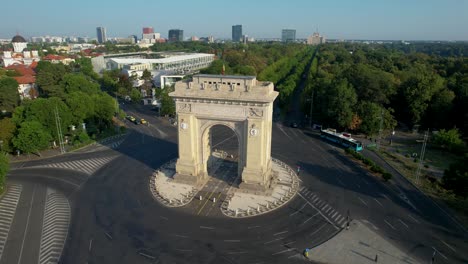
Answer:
(143, 27, 154, 34)
(96, 27, 107, 44)
(232, 25, 242, 42)
(168, 29, 184, 42)
(282, 29, 296, 42)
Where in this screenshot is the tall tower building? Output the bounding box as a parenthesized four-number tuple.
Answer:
(96, 27, 107, 44)
(282, 29, 296, 42)
(168, 29, 184, 42)
(143, 27, 154, 34)
(232, 25, 242, 42)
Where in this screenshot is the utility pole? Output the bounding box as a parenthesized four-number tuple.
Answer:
(376, 109, 384, 150)
(54, 107, 66, 154)
(415, 129, 429, 184)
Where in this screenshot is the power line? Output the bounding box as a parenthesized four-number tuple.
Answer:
(54, 106, 66, 154)
(415, 129, 429, 184)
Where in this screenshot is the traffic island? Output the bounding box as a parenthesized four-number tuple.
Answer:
(150, 155, 300, 217)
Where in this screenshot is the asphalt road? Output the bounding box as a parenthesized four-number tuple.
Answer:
(4, 101, 468, 264)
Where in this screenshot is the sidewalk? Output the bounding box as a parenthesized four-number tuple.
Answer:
(307, 220, 420, 264)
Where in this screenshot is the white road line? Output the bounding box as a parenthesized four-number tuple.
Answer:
(331, 212, 338, 219)
(273, 231, 288, 236)
(298, 193, 339, 230)
(283, 241, 295, 246)
(199, 226, 215, 230)
(17, 185, 36, 264)
(276, 124, 293, 141)
(358, 197, 368, 207)
(0, 184, 22, 260)
(409, 215, 420, 224)
(373, 198, 383, 207)
(224, 240, 241, 242)
(384, 220, 397, 230)
(433, 247, 449, 260)
(300, 213, 319, 226)
(247, 225, 261, 229)
(272, 248, 296, 255)
(440, 240, 457, 252)
(382, 194, 389, 200)
(312, 197, 319, 203)
(398, 219, 409, 228)
(264, 237, 284, 244)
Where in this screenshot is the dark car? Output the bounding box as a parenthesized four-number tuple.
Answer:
(291, 122, 298, 128)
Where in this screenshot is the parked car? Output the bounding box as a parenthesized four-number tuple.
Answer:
(140, 118, 147, 125)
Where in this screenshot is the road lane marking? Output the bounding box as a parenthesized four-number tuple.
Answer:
(440, 240, 457, 252)
(199, 226, 215, 230)
(276, 124, 293, 141)
(174, 234, 189, 238)
(226, 251, 248, 254)
(309, 223, 327, 237)
(264, 237, 284, 244)
(17, 185, 36, 264)
(358, 197, 368, 207)
(159, 216, 168, 220)
(382, 194, 389, 200)
(273, 231, 288, 236)
(283, 241, 295, 246)
(409, 215, 420, 224)
(433, 247, 448, 260)
(300, 213, 319, 226)
(298, 193, 339, 230)
(247, 225, 261, 229)
(290, 204, 307, 216)
(224, 240, 240, 242)
(384, 220, 396, 230)
(272, 248, 296, 255)
(398, 219, 409, 228)
(373, 198, 383, 207)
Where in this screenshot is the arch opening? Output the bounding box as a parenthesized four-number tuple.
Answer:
(203, 124, 240, 186)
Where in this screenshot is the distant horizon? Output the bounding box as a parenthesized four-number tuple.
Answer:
(1, 0, 467, 41)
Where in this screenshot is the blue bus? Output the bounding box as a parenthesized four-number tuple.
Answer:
(320, 128, 363, 152)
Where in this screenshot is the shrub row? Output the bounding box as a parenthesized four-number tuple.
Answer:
(345, 148, 393, 181)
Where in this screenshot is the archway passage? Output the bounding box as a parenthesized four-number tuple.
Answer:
(205, 125, 240, 187)
(170, 74, 278, 191)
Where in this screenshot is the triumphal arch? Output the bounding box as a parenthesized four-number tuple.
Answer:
(169, 74, 278, 191)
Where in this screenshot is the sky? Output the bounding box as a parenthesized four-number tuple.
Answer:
(2, 0, 468, 41)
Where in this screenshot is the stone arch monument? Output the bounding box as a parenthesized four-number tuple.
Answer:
(169, 74, 278, 191)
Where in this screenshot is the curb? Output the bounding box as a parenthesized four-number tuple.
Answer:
(220, 158, 300, 218)
(149, 159, 199, 208)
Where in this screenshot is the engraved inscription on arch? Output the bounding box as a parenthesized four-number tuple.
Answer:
(193, 104, 245, 118)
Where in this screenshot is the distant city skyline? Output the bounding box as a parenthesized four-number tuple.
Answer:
(1, 0, 467, 41)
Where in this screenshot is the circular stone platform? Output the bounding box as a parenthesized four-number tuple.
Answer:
(149, 155, 300, 217)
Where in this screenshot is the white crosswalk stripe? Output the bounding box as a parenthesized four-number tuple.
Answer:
(0, 184, 22, 261)
(30, 156, 117, 175)
(299, 188, 346, 229)
(38, 188, 70, 264)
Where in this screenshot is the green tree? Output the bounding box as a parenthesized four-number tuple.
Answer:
(0, 77, 20, 112)
(443, 154, 468, 197)
(65, 92, 94, 124)
(60, 73, 100, 94)
(0, 118, 16, 152)
(160, 86, 175, 116)
(0, 152, 8, 194)
(35, 61, 69, 96)
(327, 79, 357, 128)
(433, 128, 465, 152)
(13, 121, 51, 155)
(130, 89, 142, 103)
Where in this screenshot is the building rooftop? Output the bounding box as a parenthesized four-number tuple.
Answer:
(109, 53, 213, 65)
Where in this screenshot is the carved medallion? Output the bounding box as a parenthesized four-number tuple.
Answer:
(178, 103, 191, 112)
(180, 122, 188, 130)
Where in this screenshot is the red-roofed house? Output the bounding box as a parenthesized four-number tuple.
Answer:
(42, 54, 75, 65)
(4, 64, 38, 100)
